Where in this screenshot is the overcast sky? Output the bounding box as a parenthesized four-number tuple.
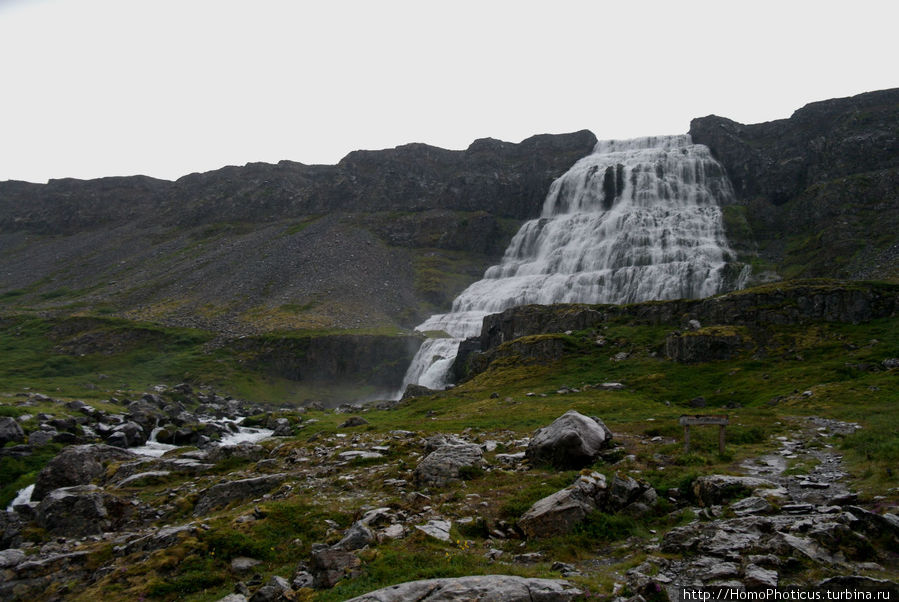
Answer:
(1, 0, 895, 183)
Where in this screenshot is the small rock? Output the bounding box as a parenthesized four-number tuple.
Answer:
(415, 519, 452, 542)
(231, 556, 262, 574)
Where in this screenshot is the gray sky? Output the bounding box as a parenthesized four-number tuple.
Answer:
(1, 0, 896, 183)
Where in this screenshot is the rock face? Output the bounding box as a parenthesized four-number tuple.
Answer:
(343, 575, 583, 601)
(665, 328, 747, 362)
(690, 88, 899, 281)
(31, 444, 137, 501)
(413, 442, 484, 487)
(525, 410, 612, 469)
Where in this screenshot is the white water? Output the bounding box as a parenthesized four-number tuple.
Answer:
(6, 483, 34, 511)
(130, 418, 274, 457)
(399, 135, 747, 393)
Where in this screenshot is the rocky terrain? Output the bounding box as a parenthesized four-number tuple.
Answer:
(2, 280, 898, 601)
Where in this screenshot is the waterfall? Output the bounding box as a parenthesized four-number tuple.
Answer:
(398, 134, 747, 394)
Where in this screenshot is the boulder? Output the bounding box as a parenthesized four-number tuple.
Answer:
(310, 547, 362, 589)
(193, 474, 286, 516)
(525, 410, 612, 469)
(0, 417, 25, 446)
(343, 575, 582, 601)
(692, 475, 778, 506)
(35, 485, 112, 537)
(249, 575, 292, 602)
(518, 472, 607, 538)
(339, 416, 369, 428)
(335, 520, 376, 551)
(413, 443, 484, 487)
(27, 430, 56, 447)
(205, 442, 268, 464)
(0, 548, 26, 569)
(32, 444, 137, 501)
(414, 519, 452, 542)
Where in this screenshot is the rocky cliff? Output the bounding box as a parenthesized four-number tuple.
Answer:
(690, 88, 899, 282)
(0, 132, 596, 333)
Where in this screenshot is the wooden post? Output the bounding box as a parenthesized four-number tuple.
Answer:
(678, 415, 729, 454)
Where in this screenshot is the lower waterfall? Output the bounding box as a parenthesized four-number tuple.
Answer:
(398, 134, 748, 394)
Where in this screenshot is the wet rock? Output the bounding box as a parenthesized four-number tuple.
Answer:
(32, 444, 137, 501)
(518, 472, 606, 538)
(525, 410, 612, 469)
(692, 475, 778, 506)
(413, 442, 483, 487)
(0, 417, 25, 446)
(343, 575, 583, 601)
(193, 474, 286, 516)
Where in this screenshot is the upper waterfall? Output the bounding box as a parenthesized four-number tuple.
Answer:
(398, 134, 748, 393)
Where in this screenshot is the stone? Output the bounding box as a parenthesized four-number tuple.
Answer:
(413, 443, 483, 487)
(35, 485, 112, 537)
(115, 471, 172, 488)
(249, 575, 292, 601)
(193, 474, 287, 516)
(335, 521, 375, 551)
(525, 410, 612, 469)
(0, 548, 26, 569)
(691, 475, 777, 506)
(231, 556, 262, 574)
(743, 564, 778, 589)
(518, 472, 607, 538)
(342, 575, 583, 601)
(26, 430, 56, 447)
(415, 519, 452, 542)
(205, 442, 268, 463)
(32, 444, 137, 501)
(310, 547, 361, 589)
(340, 416, 369, 428)
(0, 417, 25, 446)
(730, 496, 773, 516)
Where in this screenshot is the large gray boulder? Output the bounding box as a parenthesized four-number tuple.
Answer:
(518, 472, 607, 538)
(35, 485, 113, 537)
(525, 410, 612, 469)
(344, 575, 582, 601)
(32, 444, 137, 501)
(413, 442, 484, 487)
(0, 417, 25, 446)
(193, 474, 286, 516)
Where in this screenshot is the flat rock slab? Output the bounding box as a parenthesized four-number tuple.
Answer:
(344, 574, 583, 601)
(415, 519, 452, 542)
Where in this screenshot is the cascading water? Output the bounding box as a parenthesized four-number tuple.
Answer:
(398, 134, 748, 394)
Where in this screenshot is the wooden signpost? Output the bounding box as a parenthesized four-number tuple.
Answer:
(679, 414, 729, 454)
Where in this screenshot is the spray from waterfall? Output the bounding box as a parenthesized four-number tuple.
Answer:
(397, 135, 748, 396)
